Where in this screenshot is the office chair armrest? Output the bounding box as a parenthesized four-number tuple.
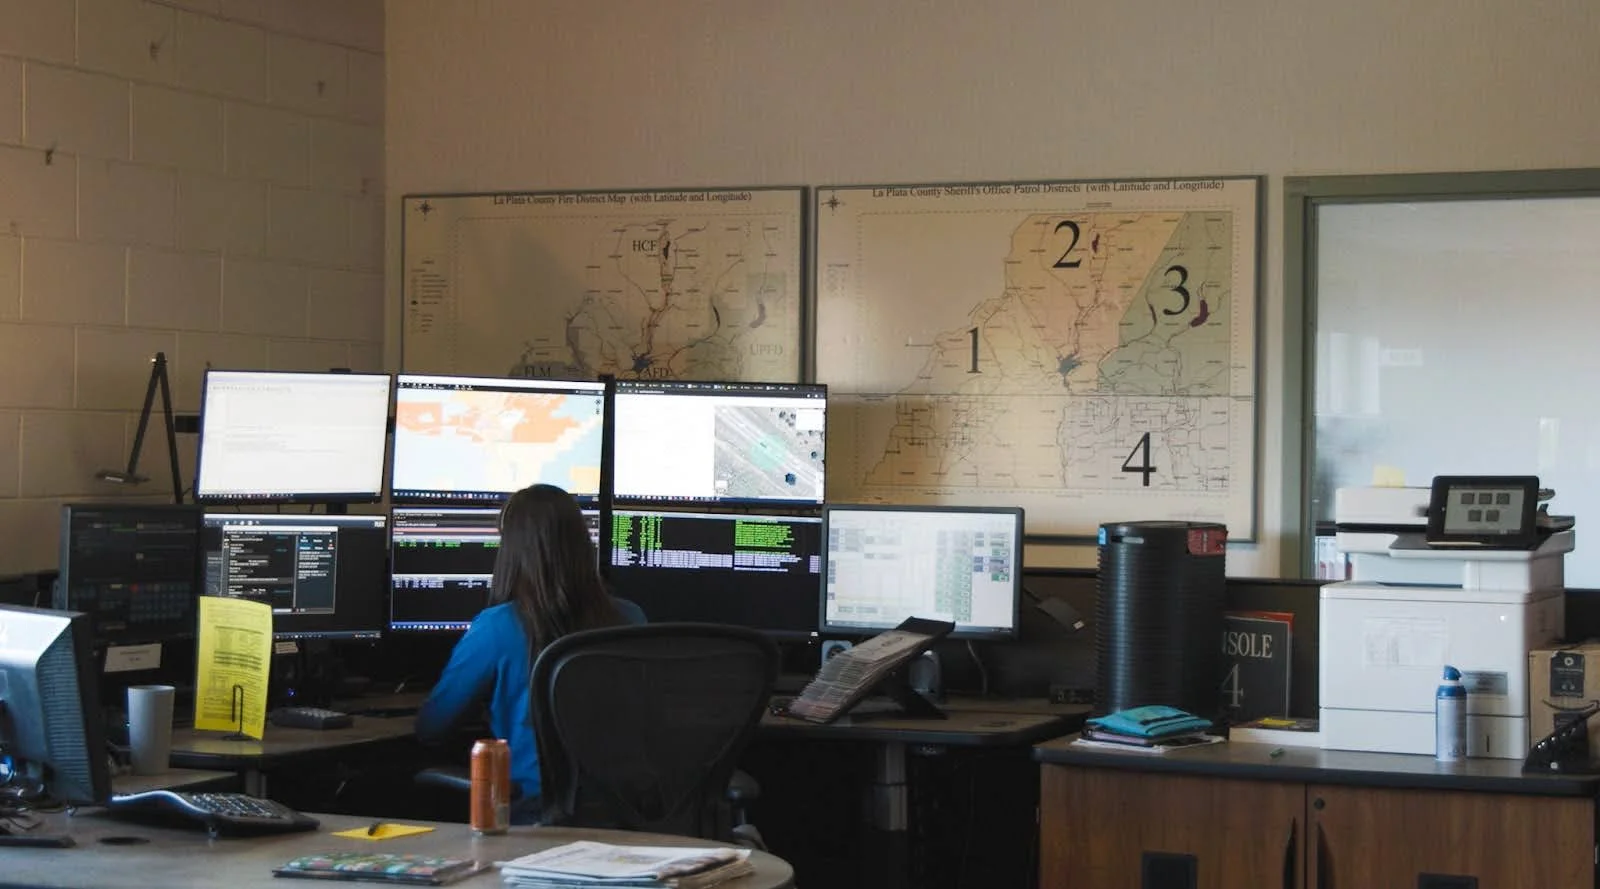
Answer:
(415, 764, 525, 801)
(726, 768, 761, 806)
(414, 765, 472, 795)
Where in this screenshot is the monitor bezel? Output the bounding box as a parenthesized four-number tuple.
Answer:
(200, 511, 391, 642)
(389, 371, 608, 506)
(818, 503, 1024, 642)
(611, 379, 829, 508)
(192, 368, 394, 506)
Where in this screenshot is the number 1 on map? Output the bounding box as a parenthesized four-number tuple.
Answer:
(1122, 432, 1157, 485)
(968, 327, 980, 373)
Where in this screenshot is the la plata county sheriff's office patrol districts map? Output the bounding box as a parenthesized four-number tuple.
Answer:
(401, 188, 804, 382)
(814, 178, 1258, 539)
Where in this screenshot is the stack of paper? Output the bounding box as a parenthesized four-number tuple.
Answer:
(786, 628, 930, 722)
(500, 841, 754, 889)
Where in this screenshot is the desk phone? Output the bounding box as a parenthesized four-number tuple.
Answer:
(106, 790, 320, 838)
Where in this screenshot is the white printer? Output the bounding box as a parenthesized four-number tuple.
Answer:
(1320, 476, 1574, 759)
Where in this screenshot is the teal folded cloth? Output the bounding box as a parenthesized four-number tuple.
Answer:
(1086, 705, 1212, 739)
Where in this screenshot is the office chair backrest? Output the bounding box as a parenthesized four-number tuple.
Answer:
(530, 622, 778, 838)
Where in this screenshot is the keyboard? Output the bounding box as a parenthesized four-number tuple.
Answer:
(106, 790, 320, 837)
(270, 706, 354, 730)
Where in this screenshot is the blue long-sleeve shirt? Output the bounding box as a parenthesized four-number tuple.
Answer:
(414, 597, 646, 804)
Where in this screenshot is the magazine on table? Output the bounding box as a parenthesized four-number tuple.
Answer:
(498, 840, 754, 888)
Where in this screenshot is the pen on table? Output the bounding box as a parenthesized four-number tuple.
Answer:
(367, 820, 384, 836)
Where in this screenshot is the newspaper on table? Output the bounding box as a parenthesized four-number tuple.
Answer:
(499, 841, 754, 889)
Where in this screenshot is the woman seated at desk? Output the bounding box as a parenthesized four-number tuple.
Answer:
(415, 484, 646, 824)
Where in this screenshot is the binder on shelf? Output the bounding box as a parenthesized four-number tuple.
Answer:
(787, 617, 955, 723)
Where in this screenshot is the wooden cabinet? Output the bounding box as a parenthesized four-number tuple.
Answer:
(1040, 765, 1304, 889)
(1039, 759, 1598, 889)
(1308, 783, 1593, 889)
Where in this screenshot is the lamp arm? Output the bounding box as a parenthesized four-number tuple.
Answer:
(114, 352, 183, 504)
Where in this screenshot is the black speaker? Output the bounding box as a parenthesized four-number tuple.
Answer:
(1096, 521, 1228, 718)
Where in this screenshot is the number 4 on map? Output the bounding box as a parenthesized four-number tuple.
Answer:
(1122, 432, 1157, 486)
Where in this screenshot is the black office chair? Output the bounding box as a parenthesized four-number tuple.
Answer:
(530, 622, 777, 846)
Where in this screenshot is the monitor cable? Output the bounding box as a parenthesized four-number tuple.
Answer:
(965, 640, 990, 697)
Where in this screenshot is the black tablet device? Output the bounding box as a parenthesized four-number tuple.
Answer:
(1425, 475, 1541, 549)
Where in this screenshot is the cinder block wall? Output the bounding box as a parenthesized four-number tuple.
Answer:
(0, 0, 385, 572)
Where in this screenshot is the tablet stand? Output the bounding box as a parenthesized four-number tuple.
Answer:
(855, 665, 946, 721)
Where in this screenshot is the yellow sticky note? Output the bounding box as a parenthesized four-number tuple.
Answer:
(1371, 465, 1406, 487)
(193, 597, 273, 739)
(332, 823, 436, 841)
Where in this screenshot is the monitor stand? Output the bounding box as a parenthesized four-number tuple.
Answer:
(0, 755, 75, 848)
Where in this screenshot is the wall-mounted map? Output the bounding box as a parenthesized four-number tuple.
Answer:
(401, 187, 805, 382)
(815, 177, 1259, 539)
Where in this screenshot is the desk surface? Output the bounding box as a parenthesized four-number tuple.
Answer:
(111, 769, 236, 796)
(1034, 735, 1600, 797)
(763, 697, 1086, 746)
(6, 812, 794, 889)
(168, 715, 416, 769)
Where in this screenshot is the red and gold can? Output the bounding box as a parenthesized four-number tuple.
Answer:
(469, 738, 510, 834)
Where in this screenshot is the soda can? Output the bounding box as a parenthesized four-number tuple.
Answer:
(470, 738, 510, 834)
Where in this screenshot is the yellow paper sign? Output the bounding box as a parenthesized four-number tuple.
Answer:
(332, 823, 437, 841)
(193, 596, 273, 739)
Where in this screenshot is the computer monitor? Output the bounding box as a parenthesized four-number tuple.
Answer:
(613, 380, 827, 506)
(0, 605, 111, 806)
(194, 370, 393, 504)
(388, 506, 602, 632)
(200, 513, 389, 640)
(391, 373, 607, 505)
(820, 504, 1024, 640)
(55, 503, 203, 646)
(608, 508, 822, 638)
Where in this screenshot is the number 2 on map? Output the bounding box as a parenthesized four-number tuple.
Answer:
(1052, 221, 1082, 269)
(1122, 432, 1157, 486)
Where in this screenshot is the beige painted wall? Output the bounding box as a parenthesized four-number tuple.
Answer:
(0, 0, 384, 573)
(384, 0, 1600, 576)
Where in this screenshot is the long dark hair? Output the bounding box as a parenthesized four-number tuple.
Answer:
(488, 484, 620, 652)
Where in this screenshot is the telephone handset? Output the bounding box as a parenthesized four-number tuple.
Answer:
(1523, 701, 1600, 774)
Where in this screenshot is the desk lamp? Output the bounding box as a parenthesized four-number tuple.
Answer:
(94, 351, 184, 504)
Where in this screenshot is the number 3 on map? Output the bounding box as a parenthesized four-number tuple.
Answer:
(1122, 432, 1157, 486)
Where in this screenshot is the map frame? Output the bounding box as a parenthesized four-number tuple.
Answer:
(813, 175, 1263, 542)
(400, 186, 809, 384)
